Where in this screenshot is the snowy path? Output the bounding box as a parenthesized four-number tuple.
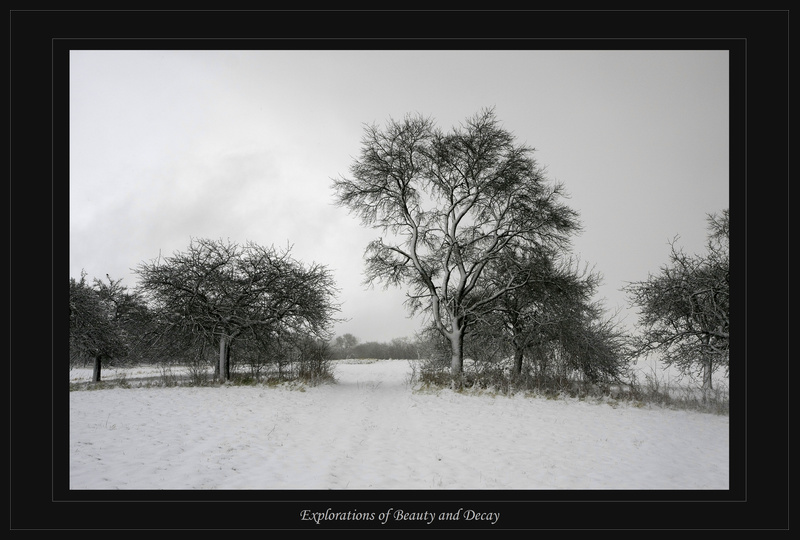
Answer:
(69, 360, 729, 490)
(312, 363, 423, 488)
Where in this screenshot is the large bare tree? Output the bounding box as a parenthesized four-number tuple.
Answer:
(333, 109, 580, 379)
(135, 238, 340, 381)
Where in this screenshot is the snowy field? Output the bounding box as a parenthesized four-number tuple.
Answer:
(69, 359, 729, 490)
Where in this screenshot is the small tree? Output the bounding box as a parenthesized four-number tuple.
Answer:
(625, 210, 729, 393)
(69, 272, 128, 381)
(135, 238, 340, 381)
(474, 251, 628, 384)
(485, 251, 586, 376)
(333, 109, 579, 380)
(92, 274, 155, 365)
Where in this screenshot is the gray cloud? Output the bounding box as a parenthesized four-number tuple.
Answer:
(70, 49, 729, 342)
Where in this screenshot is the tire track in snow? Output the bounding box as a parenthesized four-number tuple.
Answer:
(322, 361, 423, 489)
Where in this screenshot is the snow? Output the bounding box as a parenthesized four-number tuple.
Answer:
(69, 359, 728, 490)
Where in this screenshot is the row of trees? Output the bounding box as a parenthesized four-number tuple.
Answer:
(71, 109, 729, 393)
(329, 334, 420, 360)
(333, 108, 728, 390)
(69, 239, 340, 382)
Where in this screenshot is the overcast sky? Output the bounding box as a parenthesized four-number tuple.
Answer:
(69, 49, 729, 343)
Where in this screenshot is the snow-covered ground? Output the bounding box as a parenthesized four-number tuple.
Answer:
(69, 359, 728, 490)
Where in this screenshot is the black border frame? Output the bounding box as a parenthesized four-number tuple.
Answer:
(10, 9, 788, 531)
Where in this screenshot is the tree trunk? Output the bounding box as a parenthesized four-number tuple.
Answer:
(92, 355, 102, 382)
(512, 347, 524, 377)
(218, 335, 229, 382)
(702, 360, 713, 391)
(702, 355, 713, 403)
(511, 329, 525, 376)
(449, 322, 465, 380)
(225, 339, 232, 380)
(701, 337, 713, 402)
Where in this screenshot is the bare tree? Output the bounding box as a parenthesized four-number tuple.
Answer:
(624, 210, 729, 392)
(333, 109, 580, 380)
(475, 251, 629, 383)
(135, 238, 340, 381)
(69, 272, 129, 382)
(483, 253, 593, 374)
(92, 274, 155, 365)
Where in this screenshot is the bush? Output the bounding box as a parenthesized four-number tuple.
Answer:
(413, 354, 729, 414)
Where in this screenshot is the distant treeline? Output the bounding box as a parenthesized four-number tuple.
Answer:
(328, 335, 419, 360)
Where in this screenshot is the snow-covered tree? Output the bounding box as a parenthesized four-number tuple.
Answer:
(135, 238, 340, 381)
(69, 272, 128, 381)
(625, 209, 729, 392)
(333, 109, 580, 380)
